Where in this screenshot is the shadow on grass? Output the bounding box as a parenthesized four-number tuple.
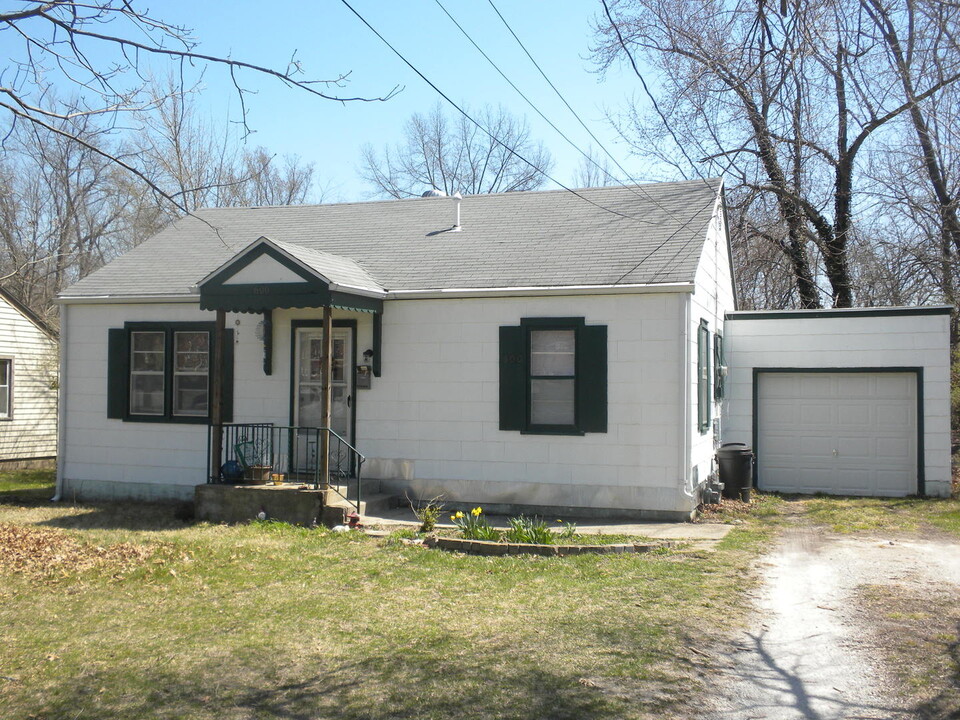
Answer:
(29, 649, 649, 720)
(35, 499, 199, 532)
(0, 484, 55, 504)
(914, 619, 960, 720)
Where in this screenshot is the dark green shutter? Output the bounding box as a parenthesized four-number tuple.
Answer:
(698, 322, 710, 433)
(499, 325, 525, 430)
(221, 329, 235, 423)
(372, 312, 382, 377)
(578, 324, 607, 433)
(714, 333, 724, 400)
(107, 328, 128, 419)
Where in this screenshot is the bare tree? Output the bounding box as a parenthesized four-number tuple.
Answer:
(572, 146, 617, 188)
(594, 0, 960, 309)
(360, 103, 552, 198)
(0, 1, 396, 212)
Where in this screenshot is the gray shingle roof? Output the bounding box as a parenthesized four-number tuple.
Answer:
(61, 179, 722, 299)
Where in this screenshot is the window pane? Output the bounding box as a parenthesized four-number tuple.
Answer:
(174, 375, 208, 416)
(530, 378, 575, 425)
(530, 329, 575, 376)
(0, 387, 7, 417)
(0, 360, 8, 385)
(175, 332, 209, 371)
(173, 332, 209, 416)
(132, 331, 165, 372)
(131, 374, 164, 415)
(132, 332, 164, 352)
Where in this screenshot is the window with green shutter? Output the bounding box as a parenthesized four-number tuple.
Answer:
(499, 317, 606, 435)
(698, 320, 711, 434)
(714, 332, 725, 400)
(107, 322, 233, 424)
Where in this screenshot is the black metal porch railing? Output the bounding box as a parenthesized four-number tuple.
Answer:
(207, 423, 365, 513)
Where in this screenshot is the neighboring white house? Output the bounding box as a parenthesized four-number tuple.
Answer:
(0, 287, 58, 466)
(54, 180, 953, 518)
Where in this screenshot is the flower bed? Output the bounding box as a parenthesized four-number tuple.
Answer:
(424, 535, 676, 557)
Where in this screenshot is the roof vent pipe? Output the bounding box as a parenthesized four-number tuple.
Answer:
(451, 192, 462, 232)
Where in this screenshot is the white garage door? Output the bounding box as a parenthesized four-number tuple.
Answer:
(757, 371, 918, 496)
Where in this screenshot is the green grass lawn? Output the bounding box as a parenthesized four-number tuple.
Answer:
(801, 495, 960, 536)
(0, 468, 55, 503)
(0, 475, 772, 720)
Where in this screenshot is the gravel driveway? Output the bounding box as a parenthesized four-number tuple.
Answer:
(707, 518, 960, 720)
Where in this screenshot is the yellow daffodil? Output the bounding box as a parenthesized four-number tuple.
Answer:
(471, 507, 482, 517)
(451, 511, 464, 520)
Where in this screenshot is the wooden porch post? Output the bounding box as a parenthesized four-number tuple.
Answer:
(319, 304, 333, 491)
(210, 308, 225, 479)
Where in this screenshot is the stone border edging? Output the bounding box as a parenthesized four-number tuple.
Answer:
(423, 536, 676, 556)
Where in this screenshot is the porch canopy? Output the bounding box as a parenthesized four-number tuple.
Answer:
(197, 236, 385, 315)
(197, 236, 385, 486)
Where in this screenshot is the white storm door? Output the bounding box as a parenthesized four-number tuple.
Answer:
(757, 371, 917, 496)
(294, 327, 353, 452)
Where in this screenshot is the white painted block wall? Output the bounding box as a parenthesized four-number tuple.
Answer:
(724, 311, 952, 497)
(688, 197, 737, 492)
(61, 294, 698, 515)
(357, 293, 690, 515)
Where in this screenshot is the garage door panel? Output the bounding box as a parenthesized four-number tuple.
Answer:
(877, 404, 913, 427)
(837, 404, 872, 426)
(838, 374, 872, 396)
(757, 371, 917, 497)
(836, 436, 872, 461)
(799, 375, 833, 397)
(799, 404, 833, 425)
(799, 435, 835, 457)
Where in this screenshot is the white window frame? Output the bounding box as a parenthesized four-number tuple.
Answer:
(0, 358, 11, 419)
(129, 331, 166, 416)
(172, 331, 210, 417)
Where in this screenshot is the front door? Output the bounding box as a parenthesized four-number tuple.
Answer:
(293, 327, 354, 474)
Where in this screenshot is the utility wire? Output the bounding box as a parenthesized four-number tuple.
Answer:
(486, 0, 688, 224)
(339, 0, 663, 226)
(340, 0, 721, 283)
(432, 0, 653, 210)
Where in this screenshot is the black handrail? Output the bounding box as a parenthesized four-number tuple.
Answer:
(207, 423, 365, 513)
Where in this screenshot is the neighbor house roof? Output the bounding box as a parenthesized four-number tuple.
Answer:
(60, 179, 723, 300)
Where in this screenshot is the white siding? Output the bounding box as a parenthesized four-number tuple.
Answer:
(724, 311, 952, 497)
(61, 293, 695, 515)
(688, 195, 737, 493)
(0, 295, 57, 461)
(355, 293, 688, 515)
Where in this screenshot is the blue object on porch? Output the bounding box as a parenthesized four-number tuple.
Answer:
(221, 460, 243, 483)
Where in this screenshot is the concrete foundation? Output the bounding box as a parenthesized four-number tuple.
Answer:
(194, 484, 347, 527)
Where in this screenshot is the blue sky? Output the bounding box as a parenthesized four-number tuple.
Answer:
(153, 0, 653, 202)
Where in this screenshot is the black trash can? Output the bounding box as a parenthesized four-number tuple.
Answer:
(717, 443, 754, 502)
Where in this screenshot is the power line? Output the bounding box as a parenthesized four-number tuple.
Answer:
(339, 0, 665, 227)
(485, 0, 689, 224)
(432, 0, 652, 209)
(339, 0, 722, 283)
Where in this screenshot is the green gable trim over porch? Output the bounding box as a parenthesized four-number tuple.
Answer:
(198, 238, 384, 314)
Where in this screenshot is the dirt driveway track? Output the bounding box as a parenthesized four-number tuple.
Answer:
(707, 521, 960, 720)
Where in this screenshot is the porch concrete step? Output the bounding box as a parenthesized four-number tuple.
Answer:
(325, 489, 394, 519)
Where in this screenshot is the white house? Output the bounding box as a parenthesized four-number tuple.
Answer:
(54, 180, 952, 518)
(0, 287, 58, 467)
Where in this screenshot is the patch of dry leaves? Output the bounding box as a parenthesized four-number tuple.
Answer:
(0, 523, 154, 580)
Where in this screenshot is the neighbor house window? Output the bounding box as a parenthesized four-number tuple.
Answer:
(698, 320, 711, 434)
(0, 359, 10, 419)
(499, 317, 607, 435)
(108, 322, 231, 424)
(714, 332, 725, 400)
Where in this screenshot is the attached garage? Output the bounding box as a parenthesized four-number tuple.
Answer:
(723, 306, 951, 498)
(754, 369, 920, 496)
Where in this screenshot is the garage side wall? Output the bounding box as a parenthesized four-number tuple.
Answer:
(723, 310, 952, 497)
